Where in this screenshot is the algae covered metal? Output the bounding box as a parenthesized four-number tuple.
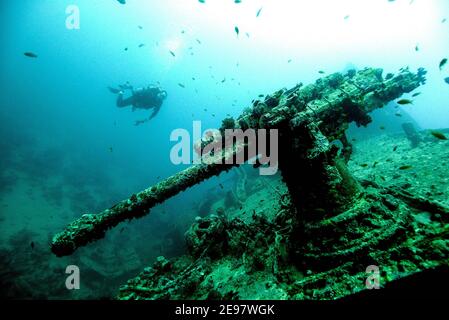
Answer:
(49, 66, 449, 301)
(51, 67, 426, 257)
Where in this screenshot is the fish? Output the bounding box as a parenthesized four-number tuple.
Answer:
(396, 99, 413, 105)
(109, 147, 113, 153)
(117, 0, 126, 4)
(439, 58, 448, 70)
(24, 52, 38, 58)
(430, 131, 448, 140)
(318, 70, 325, 74)
(411, 92, 421, 97)
(415, 45, 419, 52)
(393, 146, 398, 151)
(373, 161, 379, 168)
(221, 78, 226, 83)
(399, 165, 413, 170)
(245, 32, 250, 38)
(344, 15, 350, 20)
(138, 43, 145, 48)
(442, 18, 447, 23)
(169, 50, 176, 57)
(395, 112, 402, 117)
(256, 7, 263, 17)
(198, 0, 205, 3)
(219, 183, 224, 189)
(258, 94, 264, 98)
(234, 0, 242, 3)
(124, 47, 128, 51)
(119, 227, 125, 233)
(360, 164, 369, 168)
(138, 25, 143, 30)
(444, 77, 449, 85)
(30, 242, 35, 249)
(234, 26, 240, 36)
(379, 126, 386, 130)
(196, 39, 202, 44)
(178, 83, 185, 88)
(288, 59, 292, 63)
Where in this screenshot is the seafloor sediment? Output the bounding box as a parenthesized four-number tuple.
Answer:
(118, 130, 449, 300)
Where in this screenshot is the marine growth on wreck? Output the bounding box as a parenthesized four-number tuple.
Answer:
(1, 0, 449, 304)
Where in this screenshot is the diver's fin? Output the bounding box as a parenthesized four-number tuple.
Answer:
(108, 86, 120, 94)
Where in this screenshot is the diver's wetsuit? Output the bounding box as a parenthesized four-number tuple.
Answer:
(113, 85, 167, 120)
(117, 87, 164, 109)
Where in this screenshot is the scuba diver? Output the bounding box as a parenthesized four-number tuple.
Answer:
(108, 82, 168, 125)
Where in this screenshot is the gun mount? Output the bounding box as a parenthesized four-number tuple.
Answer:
(51, 67, 426, 256)
(50, 67, 449, 300)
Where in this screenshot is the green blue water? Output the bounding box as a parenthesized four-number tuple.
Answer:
(0, 0, 448, 299)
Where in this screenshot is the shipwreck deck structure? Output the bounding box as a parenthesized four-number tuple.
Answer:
(50, 67, 449, 300)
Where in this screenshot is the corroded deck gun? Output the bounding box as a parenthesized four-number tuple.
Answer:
(51, 67, 426, 257)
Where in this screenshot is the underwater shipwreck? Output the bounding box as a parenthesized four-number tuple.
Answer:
(50, 66, 449, 300)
